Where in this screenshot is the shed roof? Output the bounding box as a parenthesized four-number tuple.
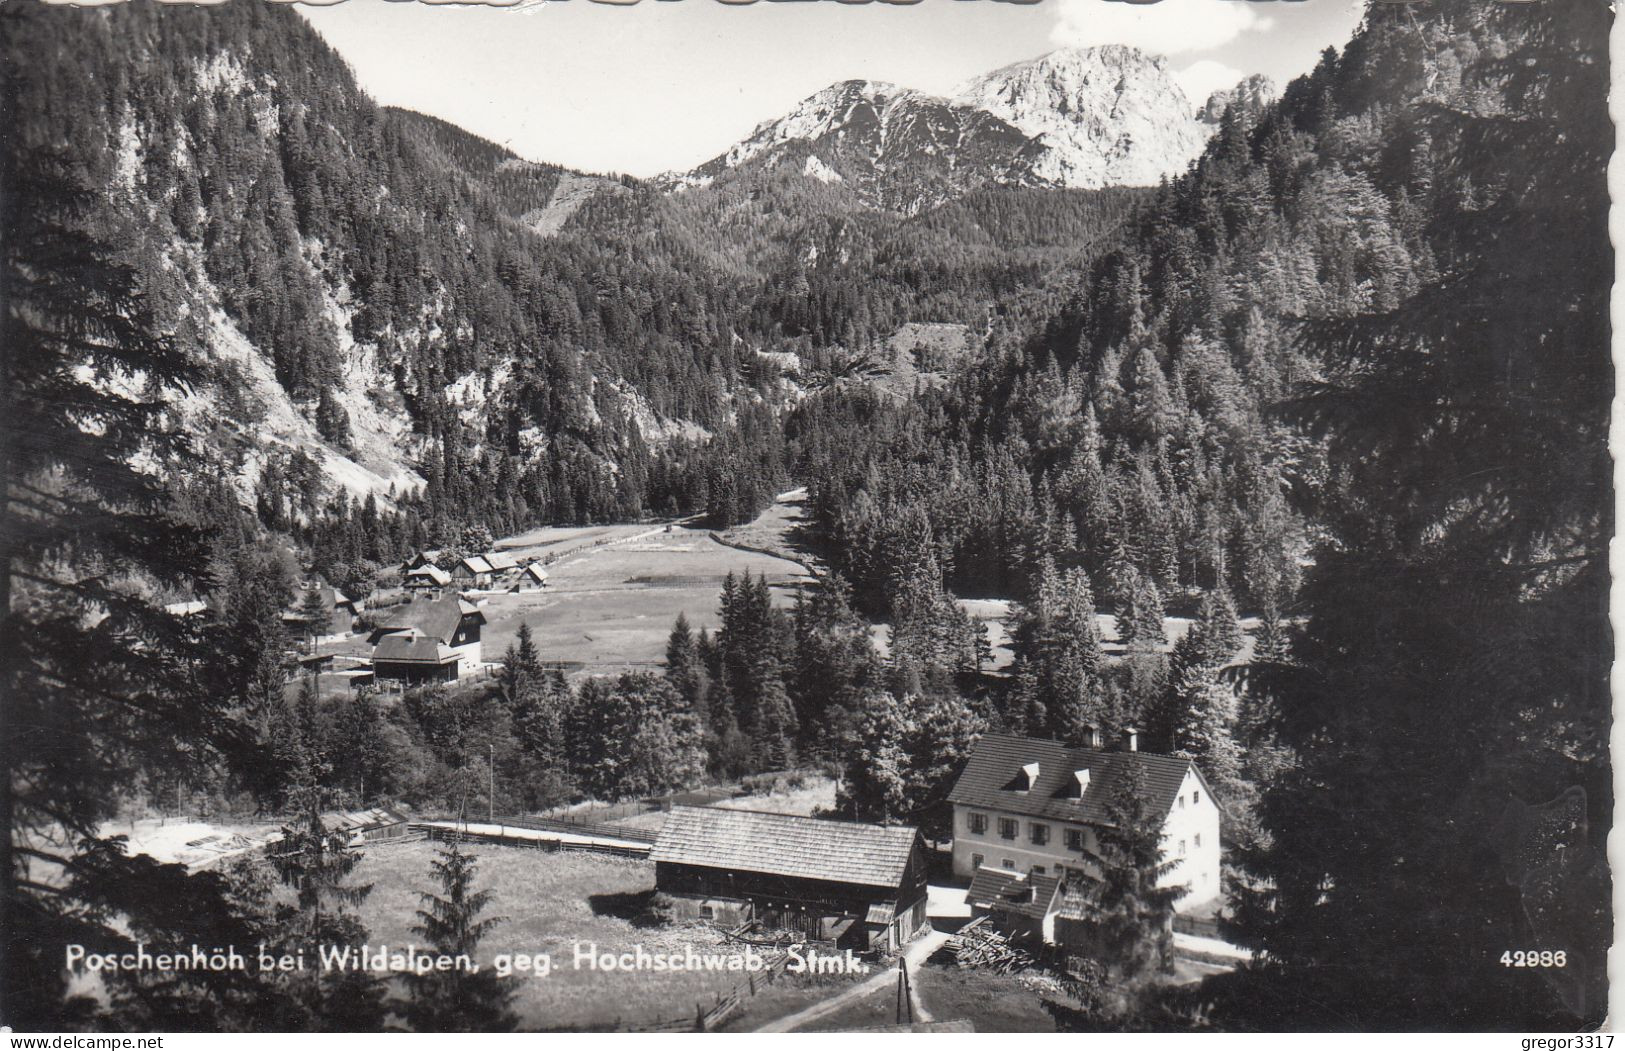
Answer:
(367, 596, 483, 645)
(947, 733, 1199, 826)
(372, 633, 457, 664)
(651, 806, 918, 889)
(322, 806, 408, 833)
(522, 563, 549, 581)
(967, 868, 1064, 920)
(459, 556, 493, 575)
(483, 552, 519, 572)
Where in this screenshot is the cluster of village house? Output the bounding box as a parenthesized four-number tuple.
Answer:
(402, 549, 551, 599)
(173, 548, 1222, 955)
(169, 548, 524, 689)
(644, 731, 1221, 954)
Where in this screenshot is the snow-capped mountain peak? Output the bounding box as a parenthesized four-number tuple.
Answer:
(671, 45, 1260, 208)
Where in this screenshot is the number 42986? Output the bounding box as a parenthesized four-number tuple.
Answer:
(1500, 950, 1566, 967)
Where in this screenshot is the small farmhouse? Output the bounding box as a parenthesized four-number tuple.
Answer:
(367, 596, 485, 683)
(482, 551, 520, 584)
(405, 563, 451, 598)
(947, 732, 1221, 912)
(452, 555, 494, 589)
(516, 562, 549, 591)
(651, 806, 929, 952)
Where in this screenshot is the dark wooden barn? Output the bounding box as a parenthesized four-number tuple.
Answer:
(650, 806, 929, 952)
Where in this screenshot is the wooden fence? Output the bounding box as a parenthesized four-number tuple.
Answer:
(625, 948, 793, 1032)
(705, 532, 822, 578)
(535, 785, 742, 826)
(488, 814, 659, 844)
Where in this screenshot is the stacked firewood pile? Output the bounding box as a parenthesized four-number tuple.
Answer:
(947, 917, 1037, 974)
(720, 920, 801, 949)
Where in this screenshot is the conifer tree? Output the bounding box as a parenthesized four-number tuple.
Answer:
(664, 611, 708, 715)
(503, 627, 571, 809)
(1069, 765, 1183, 1023)
(265, 798, 386, 1030)
(0, 140, 269, 1025)
(1230, 0, 1611, 1027)
(403, 844, 516, 1032)
(788, 573, 877, 753)
(1117, 569, 1167, 650)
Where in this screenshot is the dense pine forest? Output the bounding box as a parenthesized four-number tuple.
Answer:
(1, 0, 1610, 1034)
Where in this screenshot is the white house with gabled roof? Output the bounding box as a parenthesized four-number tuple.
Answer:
(946, 730, 1222, 911)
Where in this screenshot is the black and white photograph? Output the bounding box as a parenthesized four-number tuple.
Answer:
(0, 0, 1612, 1035)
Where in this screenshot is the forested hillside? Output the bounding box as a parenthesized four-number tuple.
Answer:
(1, 0, 1140, 552)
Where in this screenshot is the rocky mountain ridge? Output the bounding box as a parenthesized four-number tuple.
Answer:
(671, 45, 1263, 210)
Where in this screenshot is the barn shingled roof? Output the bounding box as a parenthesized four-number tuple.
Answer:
(483, 552, 519, 572)
(947, 733, 1201, 826)
(367, 596, 483, 645)
(651, 806, 919, 889)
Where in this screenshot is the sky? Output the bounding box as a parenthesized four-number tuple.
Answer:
(299, 0, 1365, 178)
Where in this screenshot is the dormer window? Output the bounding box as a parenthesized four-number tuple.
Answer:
(1014, 761, 1040, 791)
(1071, 769, 1091, 797)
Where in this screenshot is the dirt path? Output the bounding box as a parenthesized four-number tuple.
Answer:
(753, 929, 949, 1033)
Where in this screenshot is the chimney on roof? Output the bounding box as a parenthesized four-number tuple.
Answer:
(1083, 724, 1102, 750)
(1122, 726, 1139, 752)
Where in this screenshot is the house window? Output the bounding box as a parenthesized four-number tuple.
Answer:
(1002, 859, 1016, 871)
(998, 818, 1018, 841)
(1193, 790, 1201, 805)
(1178, 839, 1187, 857)
(1030, 823, 1050, 847)
(1032, 866, 1046, 876)
(700, 905, 715, 920)
(1064, 828, 1086, 852)
(1194, 833, 1202, 849)
(971, 853, 985, 869)
(1178, 794, 1185, 809)
(967, 812, 988, 835)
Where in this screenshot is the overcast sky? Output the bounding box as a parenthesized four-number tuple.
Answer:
(300, 0, 1365, 178)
